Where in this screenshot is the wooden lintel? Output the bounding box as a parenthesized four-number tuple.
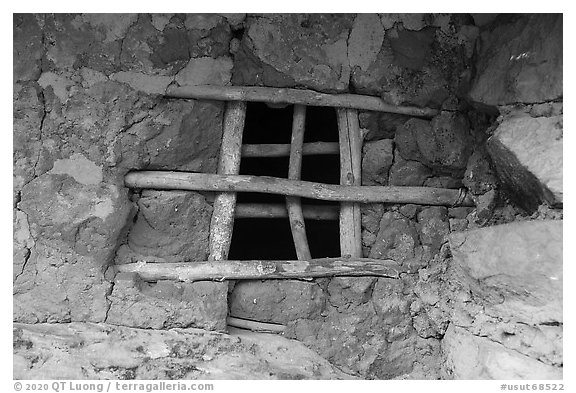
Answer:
(125, 171, 475, 207)
(165, 85, 439, 118)
(115, 258, 405, 282)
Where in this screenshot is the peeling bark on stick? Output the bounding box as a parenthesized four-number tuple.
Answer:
(165, 85, 439, 118)
(125, 171, 475, 207)
(116, 258, 405, 282)
(242, 142, 339, 157)
(337, 108, 363, 258)
(287, 104, 311, 260)
(235, 203, 339, 220)
(209, 101, 246, 261)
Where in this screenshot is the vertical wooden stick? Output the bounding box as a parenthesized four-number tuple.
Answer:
(209, 101, 247, 261)
(286, 105, 312, 260)
(337, 108, 363, 258)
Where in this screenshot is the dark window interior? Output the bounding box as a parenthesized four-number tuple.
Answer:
(228, 102, 341, 260)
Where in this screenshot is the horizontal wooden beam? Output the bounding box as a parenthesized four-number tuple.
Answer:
(125, 171, 474, 207)
(165, 85, 439, 118)
(241, 142, 339, 157)
(235, 203, 339, 220)
(115, 258, 405, 282)
(227, 316, 286, 333)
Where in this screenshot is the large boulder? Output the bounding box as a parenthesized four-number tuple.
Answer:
(437, 220, 563, 379)
(448, 220, 562, 325)
(14, 322, 353, 379)
(442, 325, 562, 379)
(487, 113, 563, 212)
(468, 14, 562, 106)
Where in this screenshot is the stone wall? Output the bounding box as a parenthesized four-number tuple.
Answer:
(14, 13, 562, 380)
(13, 13, 239, 329)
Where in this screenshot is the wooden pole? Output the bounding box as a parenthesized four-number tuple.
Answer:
(165, 85, 439, 118)
(337, 108, 363, 258)
(287, 105, 312, 260)
(227, 316, 286, 333)
(115, 258, 405, 282)
(241, 142, 339, 158)
(209, 101, 246, 261)
(235, 203, 339, 220)
(125, 171, 475, 207)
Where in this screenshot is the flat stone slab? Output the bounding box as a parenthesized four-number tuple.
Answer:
(441, 325, 562, 379)
(13, 322, 355, 380)
(448, 220, 562, 325)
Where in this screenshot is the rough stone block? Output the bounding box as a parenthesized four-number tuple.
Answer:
(487, 114, 562, 212)
(14, 322, 352, 379)
(106, 273, 227, 331)
(229, 280, 325, 324)
(469, 14, 562, 106)
(442, 325, 562, 379)
(448, 220, 562, 324)
(122, 190, 212, 263)
(361, 139, 394, 185)
(232, 14, 353, 92)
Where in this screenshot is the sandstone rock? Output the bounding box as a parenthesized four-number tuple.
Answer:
(14, 322, 353, 379)
(13, 14, 44, 82)
(423, 176, 462, 189)
(487, 114, 562, 212)
(120, 99, 224, 174)
(229, 280, 325, 324)
(361, 204, 385, 250)
(14, 173, 131, 323)
(358, 111, 410, 141)
(175, 56, 233, 87)
(286, 276, 438, 379)
(120, 190, 212, 263)
(448, 220, 562, 325)
(416, 207, 449, 254)
(44, 14, 121, 74)
(232, 14, 354, 92)
(463, 147, 498, 195)
(442, 325, 562, 379)
(352, 17, 475, 108)
(362, 139, 394, 185)
(348, 14, 385, 73)
(13, 82, 44, 192)
(369, 211, 421, 264)
(395, 113, 473, 174)
(110, 71, 173, 95)
(469, 14, 562, 106)
(106, 273, 227, 331)
(388, 153, 432, 187)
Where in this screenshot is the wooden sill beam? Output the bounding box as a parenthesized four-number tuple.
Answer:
(115, 258, 405, 282)
(125, 171, 474, 207)
(165, 85, 439, 118)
